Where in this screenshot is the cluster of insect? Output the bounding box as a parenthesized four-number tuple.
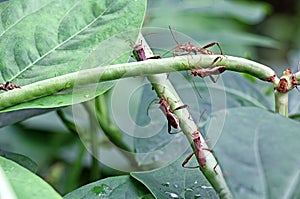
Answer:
(131, 26, 225, 172)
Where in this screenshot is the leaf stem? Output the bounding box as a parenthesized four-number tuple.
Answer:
(139, 35, 233, 199)
(94, 95, 140, 170)
(0, 55, 277, 111)
(274, 91, 288, 116)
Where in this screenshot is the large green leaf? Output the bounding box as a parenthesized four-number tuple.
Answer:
(0, 149, 38, 172)
(131, 153, 218, 199)
(0, 0, 145, 84)
(0, 108, 53, 127)
(210, 107, 300, 199)
(0, 156, 63, 199)
(148, 0, 271, 24)
(146, 0, 277, 58)
(63, 175, 153, 199)
(0, 0, 146, 115)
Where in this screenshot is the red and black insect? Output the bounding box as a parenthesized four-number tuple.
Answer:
(157, 95, 188, 134)
(147, 87, 188, 134)
(190, 65, 227, 83)
(131, 40, 161, 62)
(168, 26, 226, 99)
(0, 81, 20, 91)
(182, 130, 218, 174)
(169, 26, 223, 56)
(182, 130, 208, 168)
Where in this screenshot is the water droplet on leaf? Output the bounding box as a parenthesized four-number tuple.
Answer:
(201, 185, 213, 189)
(91, 184, 112, 197)
(161, 182, 170, 187)
(184, 188, 193, 192)
(165, 191, 179, 198)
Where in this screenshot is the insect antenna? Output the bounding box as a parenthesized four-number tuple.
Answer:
(168, 25, 180, 46)
(146, 98, 159, 116)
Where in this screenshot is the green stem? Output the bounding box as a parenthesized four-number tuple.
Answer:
(57, 109, 81, 136)
(94, 95, 140, 170)
(148, 74, 233, 199)
(0, 55, 277, 111)
(140, 36, 233, 199)
(83, 102, 101, 181)
(56, 109, 86, 192)
(274, 91, 289, 116)
(65, 143, 85, 193)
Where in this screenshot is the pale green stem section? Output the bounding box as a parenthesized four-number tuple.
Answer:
(0, 55, 276, 111)
(147, 74, 233, 199)
(274, 91, 289, 116)
(140, 36, 233, 199)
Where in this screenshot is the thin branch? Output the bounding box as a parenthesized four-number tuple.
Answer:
(0, 55, 277, 111)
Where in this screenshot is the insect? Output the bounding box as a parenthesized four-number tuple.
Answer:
(168, 26, 226, 98)
(147, 88, 188, 134)
(190, 65, 226, 83)
(182, 130, 208, 168)
(168, 26, 223, 56)
(157, 95, 188, 134)
(131, 39, 190, 133)
(182, 130, 218, 174)
(131, 40, 161, 62)
(0, 81, 21, 91)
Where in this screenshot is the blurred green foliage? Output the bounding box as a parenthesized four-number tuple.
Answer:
(1, 0, 300, 196)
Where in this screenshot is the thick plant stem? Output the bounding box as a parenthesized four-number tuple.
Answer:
(274, 91, 289, 116)
(147, 75, 233, 199)
(0, 55, 276, 111)
(140, 35, 233, 199)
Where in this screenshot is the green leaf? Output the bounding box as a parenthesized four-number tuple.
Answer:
(146, 0, 277, 59)
(0, 108, 52, 127)
(0, 0, 146, 114)
(0, 0, 145, 84)
(210, 107, 300, 199)
(0, 156, 63, 199)
(148, 0, 270, 24)
(131, 154, 218, 199)
(0, 149, 38, 172)
(63, 175, 153, 199)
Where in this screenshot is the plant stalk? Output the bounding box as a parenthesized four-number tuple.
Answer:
(139, 35, 233, 199)
(0, 55, 277, 111)
(274, 91, 288, 116)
